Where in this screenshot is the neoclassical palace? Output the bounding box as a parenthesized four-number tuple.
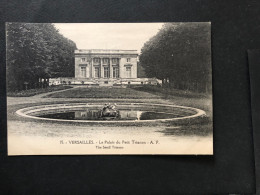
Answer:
(75, 49, 138, 80)
(49, 49, 160, 86)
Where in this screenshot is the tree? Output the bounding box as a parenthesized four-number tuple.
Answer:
(137, 61, 147, 78)
(139, 22, 211, 93)
(6, 23, 77, 91)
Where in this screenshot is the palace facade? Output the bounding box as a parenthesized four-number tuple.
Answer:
(49, 49, 161, 86)
(75, 49, 138, 80)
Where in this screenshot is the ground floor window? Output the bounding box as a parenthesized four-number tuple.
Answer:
(113, 67, 119, 78)
(81, 67, 86, 77)
(104, 67, 109, 78)
(126, 67, 131, 78)
(94, 67, 100, 78)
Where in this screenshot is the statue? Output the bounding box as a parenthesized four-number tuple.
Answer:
(99, 103, 119, 119)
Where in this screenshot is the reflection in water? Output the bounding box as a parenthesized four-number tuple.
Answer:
(38, 109, 186, 121)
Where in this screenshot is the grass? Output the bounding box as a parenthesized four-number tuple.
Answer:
(131, 85, 210, 99)
(7, 85, 73, 97)
(44, 87, 162, 99)
(44, 85, 210, 99)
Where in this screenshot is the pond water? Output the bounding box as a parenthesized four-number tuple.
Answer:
(37, 108, 188, 121)
(17, 103, 204, 123)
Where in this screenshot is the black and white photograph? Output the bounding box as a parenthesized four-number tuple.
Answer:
(6, 22, 212, 155)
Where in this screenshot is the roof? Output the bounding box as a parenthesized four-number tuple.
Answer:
(75, 49, 138, 55)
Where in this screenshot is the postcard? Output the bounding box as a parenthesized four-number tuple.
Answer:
(6, 22, 212, 155)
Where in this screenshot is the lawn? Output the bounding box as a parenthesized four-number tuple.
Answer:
(7, 85, 73, 97)
(44, 87, 162, 99)
(131, 85, 210, 99)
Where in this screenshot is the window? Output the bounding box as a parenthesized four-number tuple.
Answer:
(104, 67, 109, 78)
(127, 58, 131, 62)
(113, 67, 119, 78)
(81, 67, 86, 77)
(81, 58, 86, 62)
(94, 58, 100, 63)
(126, 67, 131, 78)
(103, 58, 109, 64)
(95, 67, 100, 78)
(112, 58, 118, 64)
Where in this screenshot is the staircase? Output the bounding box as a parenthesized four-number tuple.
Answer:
(97, 78, 121, 87)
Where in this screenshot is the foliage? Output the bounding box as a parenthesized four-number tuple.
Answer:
(139, 23, 211, 93)
(137, 61, 147, 78)
(6, 23, 77, 91)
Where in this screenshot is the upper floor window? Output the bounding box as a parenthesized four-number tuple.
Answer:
(103, 58, 109, 64)
(127, 58, 131, 62)
(94, 58, 100, 63)
(81, 58, 86, 62)
(112, 58, 118, 64)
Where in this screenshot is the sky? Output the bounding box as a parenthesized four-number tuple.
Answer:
(54, 23, 164, 53)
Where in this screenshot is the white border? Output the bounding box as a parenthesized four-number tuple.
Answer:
(15, 103, 206, 123)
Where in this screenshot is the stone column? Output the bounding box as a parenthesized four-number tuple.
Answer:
(100, 57, 103, 78)
(110, 58, 113, 78)
(91, 58, 95, 78)
(89, 58, 92, 78)
(75, 57, 78, 78)
(119, 58, 123, 78)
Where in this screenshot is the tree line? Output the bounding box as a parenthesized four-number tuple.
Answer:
(139, 22, 211, 93)
(6, 23, 77, 91)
